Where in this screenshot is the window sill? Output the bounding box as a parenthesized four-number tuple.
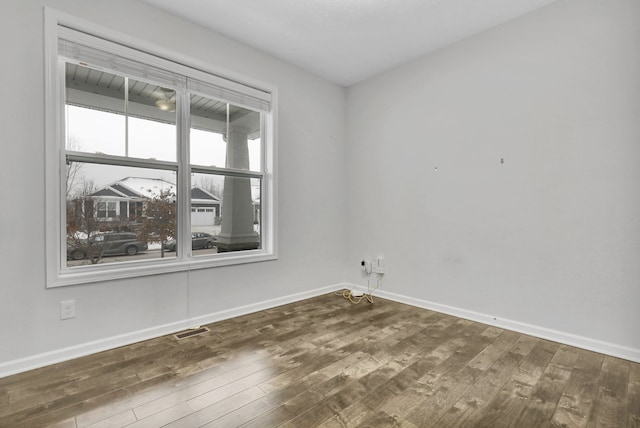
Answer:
(48, 250, 277, 288)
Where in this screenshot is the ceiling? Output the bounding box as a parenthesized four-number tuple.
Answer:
(140, 0, 561, 87)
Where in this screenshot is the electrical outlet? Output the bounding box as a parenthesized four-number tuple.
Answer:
(372, 256, 385, 274)
(60, 300, 76, 320)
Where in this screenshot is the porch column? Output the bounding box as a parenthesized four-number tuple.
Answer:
(216, 126, 259, 252)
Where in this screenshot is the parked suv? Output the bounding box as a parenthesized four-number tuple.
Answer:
(67, 232, 148, 260)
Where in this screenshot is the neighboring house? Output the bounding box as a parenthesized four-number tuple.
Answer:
(191, 187, 222, 226)
(90, 177, 159, 224)
(71, 177, 222, 229)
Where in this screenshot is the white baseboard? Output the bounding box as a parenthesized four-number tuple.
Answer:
(185, 283, 348, 329)
(7, 282, 633, 378)
(0, 283, 348, 378)
(356, 285, 640, 363)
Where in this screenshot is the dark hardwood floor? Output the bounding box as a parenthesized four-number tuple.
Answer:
(1, 292, 638, 427)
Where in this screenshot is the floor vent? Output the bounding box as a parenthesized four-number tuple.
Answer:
(174, 326, 210, 340)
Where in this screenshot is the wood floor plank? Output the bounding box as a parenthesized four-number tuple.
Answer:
(551, 345, 584, 371)
(317, 401, 373, 428)
(356, 409, 421, 428)
(363, 324, 476, 409)
(47, 417, 77, 428)
(348, 332, 472, 417)
(46, 346, 214, 423)
(465, 329, 520, 371)
(122, 402, 194, 428)
(132, 353, 283, 419)
(256, 309, 431, 396)
(465, 338, 560, 427)
(75, 349, 271, 427)
(550, 349, 604, 428)
(367, 324, 489, 414)
(240, 389, 324, 428)
(0, 293, 638, 428)
(250, 358, 407, 428)
(513, 362, 573, 426)
(77, 300, 358, 426)
(401, 324, 503, 426)
(4, 342, 220, 424)
(629, 361, 640, 428)
(510, 334, 540, 356)
(280, 380, 371, 427)
(242, 317, 434, 426)
(201, 377, 319, 427)
(587, 356, 630, 428)
(163, 386, 265, 428)
(186, 362, 293, 412)
(434, 345, 527, 427)
(1, 336, 176, 392)
(85, 409, 136, 428)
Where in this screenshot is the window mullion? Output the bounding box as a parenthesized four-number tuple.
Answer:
(177, 88, 191, 259)
(190, 165, 263, 179)
(65, 152, 179, 171)
(57, 60, 68, 275)
(124, 76, 129, 157)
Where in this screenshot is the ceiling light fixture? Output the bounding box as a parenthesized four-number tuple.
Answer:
(155, 87, 176, 112)
(155, 98, 176, 112)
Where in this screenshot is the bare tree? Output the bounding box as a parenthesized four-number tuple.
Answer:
(65, 136, 84, 198)
(66, 179, 108, 264)
(197, 176, 223, 199)
(137, 189, 177, 258)
(66, 161, 83, 198)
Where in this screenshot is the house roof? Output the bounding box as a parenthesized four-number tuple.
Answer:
(92, 187, 129, 198)
(191, 187, 221, 203)
(116, 177, 176, 199)
(111, 183, 142, 198)
(91, 177, 222, 205)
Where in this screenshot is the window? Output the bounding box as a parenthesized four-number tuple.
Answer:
(96, 202, 117, 219)
(45, 12, 276, 287)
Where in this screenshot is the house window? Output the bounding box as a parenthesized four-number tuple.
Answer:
(96, 202, 117, 219)
(45, 13, 276, 287)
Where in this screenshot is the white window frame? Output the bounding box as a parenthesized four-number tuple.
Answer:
(45, 9, 278, 287)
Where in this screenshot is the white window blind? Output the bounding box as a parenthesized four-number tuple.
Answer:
(58, 37, 184, 90)
(58, 27, 272, 112)
(188, 78, 271, 112)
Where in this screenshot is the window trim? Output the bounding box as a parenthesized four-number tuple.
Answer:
(45, 9, 278, 288)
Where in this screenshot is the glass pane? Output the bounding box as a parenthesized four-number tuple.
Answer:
(128, 80, 177, 161)
(65, 63, 177, 161)
(190, 95, 261, 171)
(66, 63, 125, 155)
(191, 173, 261, 255)
(65, 162, 178, 267)
(190, 127, 227, 168)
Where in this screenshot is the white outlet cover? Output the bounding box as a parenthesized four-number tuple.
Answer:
(60, 300, 76, 319)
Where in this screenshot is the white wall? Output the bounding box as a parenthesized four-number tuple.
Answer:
(0, 0, 347, 373)
(346, 0, 640, 358)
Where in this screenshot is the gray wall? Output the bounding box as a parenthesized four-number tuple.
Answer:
(346, 0, 640, 354)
